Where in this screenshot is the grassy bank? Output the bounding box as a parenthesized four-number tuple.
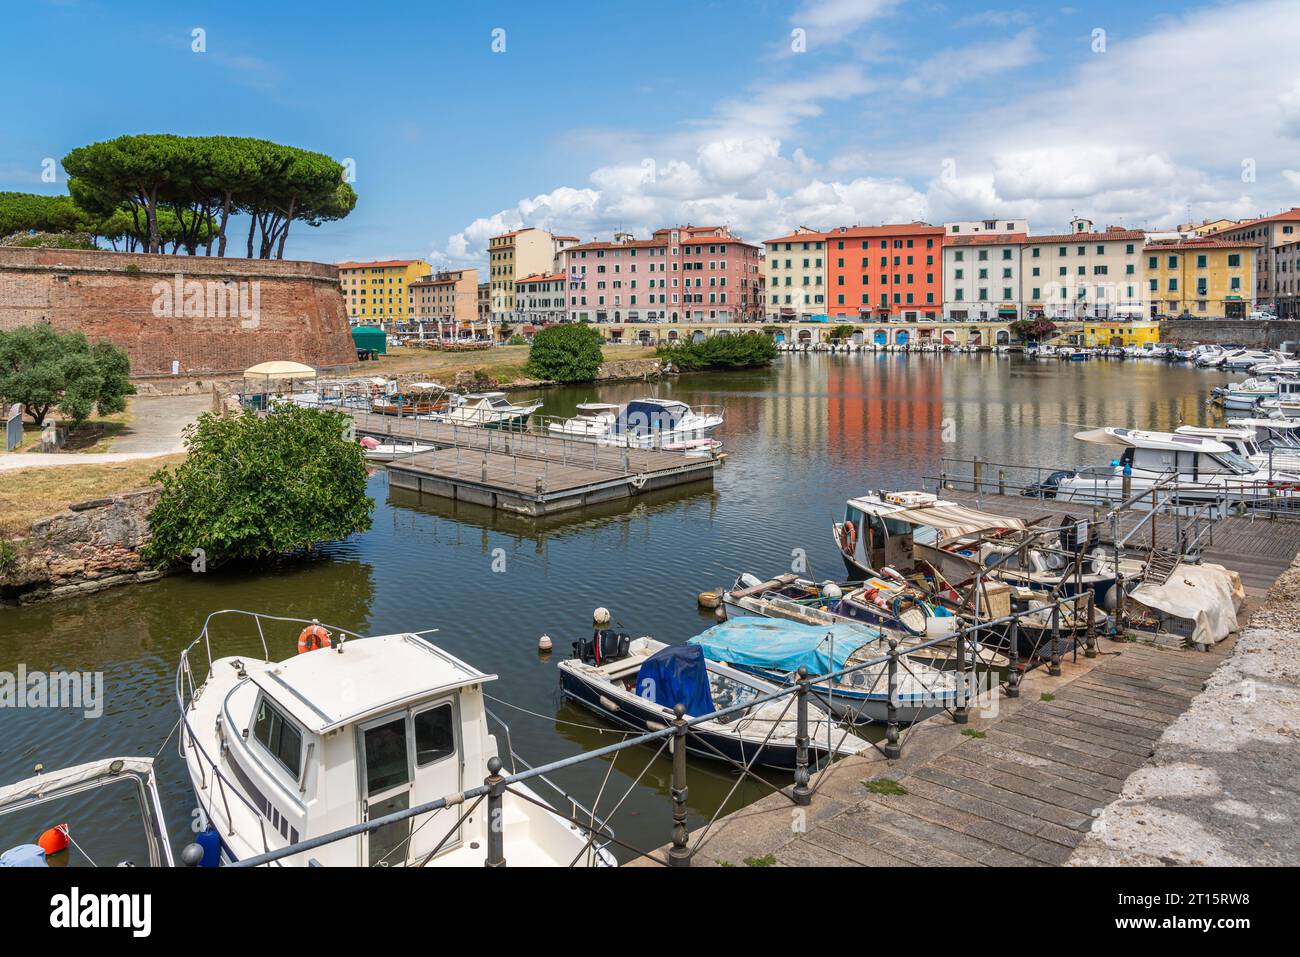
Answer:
(0, 453, 184, 534)
(357, 343, 657, 385)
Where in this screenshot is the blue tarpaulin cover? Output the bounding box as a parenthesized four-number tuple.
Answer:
(616, 401, 681, 437)
(689, 619, 881, 677)
(635, 645, 716, 717)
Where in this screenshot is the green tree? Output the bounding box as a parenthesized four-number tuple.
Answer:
(829, 324, 858, 341)
(0, 325, 134, 426)
(143, 405, 374, 568)
(0, 192, 98, 235)
(657, 332, 776, 371)
(524, 323, 605, 382)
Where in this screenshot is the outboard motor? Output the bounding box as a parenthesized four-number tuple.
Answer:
(1021, 470, 1071, 499)
(573, 607, 632, 664)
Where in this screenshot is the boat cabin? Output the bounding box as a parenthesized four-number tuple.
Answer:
(194, 634, 498, 866)
(1073, 428, 1255, 481)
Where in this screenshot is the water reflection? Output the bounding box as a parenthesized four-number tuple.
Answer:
(0, 355, 1231, 863)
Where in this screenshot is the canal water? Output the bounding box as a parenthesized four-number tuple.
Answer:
(0, 354, 1233, 865)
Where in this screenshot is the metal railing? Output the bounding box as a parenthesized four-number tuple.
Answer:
(208, 580, 1097, 868)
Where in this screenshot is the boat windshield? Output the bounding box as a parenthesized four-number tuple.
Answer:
(1210, 452, 1255, 475)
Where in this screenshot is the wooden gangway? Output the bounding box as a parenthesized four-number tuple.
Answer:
(348, 410, 717, 516)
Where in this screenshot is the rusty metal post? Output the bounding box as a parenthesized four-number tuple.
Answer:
(484, 756, 506, 867)
(1084, 589, 1098, 658)
(973, 455, 983, 494)
(1049, 601, 1062, 677)
(792, 667, 812, 807)
(1005, 617, 1021, 698)
(668, 704, 691, 867)
(883, 638, 902, 758)
(953, 619, 969, 724)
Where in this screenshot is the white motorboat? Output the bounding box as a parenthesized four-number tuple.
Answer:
(180, 612, 612, 867)
(1037, 427, 1297, 506)
(1175, 424, 1300, 476)
(1222, 349, 1282, 371)
(429, 392, 542, 429)
(1, 757, 176, 867)
(1213, 376, 1286, 410)
(546, 398, 722, 449)
(361, 439, 436, 462)
(1191, 345, 1227, 367)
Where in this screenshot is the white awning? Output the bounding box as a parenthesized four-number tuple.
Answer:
(887, 503, 1025, 539)
(243, 360, 317, 380)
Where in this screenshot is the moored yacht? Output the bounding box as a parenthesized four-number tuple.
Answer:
(1175, 424, 1300, 475)
(179, 611, 611, 866)
(430, 392, 542, 429)
(1038, 427, 1296, 506)
(547, 398, 723, 449)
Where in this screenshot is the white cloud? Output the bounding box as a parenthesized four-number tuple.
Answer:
(433, 0, 1300, 267)
(901, 29, 1039, 96)
(789, 0, 902, 46)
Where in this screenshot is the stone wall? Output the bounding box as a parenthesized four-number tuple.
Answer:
(1158, 319, 1300, 349)
(0, 246, 357, 375)
(1, 487, 163, 604)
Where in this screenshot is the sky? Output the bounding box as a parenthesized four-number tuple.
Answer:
(4, 0, 1300, 271)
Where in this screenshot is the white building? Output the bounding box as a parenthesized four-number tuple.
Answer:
(942, 232, 1027, 321)
(1021, 218, 1147, 320)
(944, 219, 1029, 238)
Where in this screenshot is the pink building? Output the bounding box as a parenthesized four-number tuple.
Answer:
(560, 224, 763, 323)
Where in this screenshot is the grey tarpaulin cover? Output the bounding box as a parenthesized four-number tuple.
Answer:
(1130, 562, 1245, 645)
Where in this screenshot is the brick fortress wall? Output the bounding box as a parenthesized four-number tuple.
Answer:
(0, 247, 356, 375)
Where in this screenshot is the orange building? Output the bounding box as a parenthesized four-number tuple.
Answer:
(825, 224, 944, 320)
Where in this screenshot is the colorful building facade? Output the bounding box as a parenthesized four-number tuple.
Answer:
(1019, 220, 1146, 320)
(1141, 239, 1257, 318)
(514, 273, 568, 325)
(942, 233, 1027, 321)
(409, 267, 478, 329)
(1215, 207, 1300, 313)
(561, 225, 763, 323)
(337, 259, 433, 327)
(825, 224, 944, 320)
(764, 228, 827, 320)
(487, 227, 567, 321)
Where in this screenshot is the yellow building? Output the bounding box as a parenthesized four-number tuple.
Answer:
(1142, 239, 1258, 318)
(337, 259, 433, 327)
(1074, 320, 1161, 347)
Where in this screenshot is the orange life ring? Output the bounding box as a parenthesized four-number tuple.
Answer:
(297, 624, 331, 654)
(840, 521, 857, 555)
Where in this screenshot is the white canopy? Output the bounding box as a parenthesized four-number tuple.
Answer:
(1075, 427, 1231, 454)
(886, 503, 1026, 540)
(243, 360, 318, 380)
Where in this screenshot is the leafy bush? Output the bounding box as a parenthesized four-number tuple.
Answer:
(0, 325, 134, 426)
(1010, 317, 1058, 342)
(829, 324, 858, 341)
(657, 332, 777, 371)
(524, 323, 605, 382)
(143, 405, 373, 568)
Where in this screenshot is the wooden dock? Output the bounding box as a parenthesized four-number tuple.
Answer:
(637, 632, 1235, 867)
(627, 487, 1299, 867)
(938, 488, 1300, 593)
(349, 411, 717, 516)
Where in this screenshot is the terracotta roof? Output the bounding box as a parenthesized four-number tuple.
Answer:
(516, 272, 565, 285)
(1220, 207, 1300, 230)
(943, 233, 1028, 246)
(1142, 238, 1262, 249)
(765, 230, 827, 245)
(410, 271, 473, 286)
(551, 235, 579, 242)
(826, 223, 944, 238)
(565, 238, 668, 252)
(336, 259, 423, 269)
(1026, 230, 1146, 243)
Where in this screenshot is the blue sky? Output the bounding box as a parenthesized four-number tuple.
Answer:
(4, 0, 1299, 269)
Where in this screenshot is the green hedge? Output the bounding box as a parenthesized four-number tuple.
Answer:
(657, 332, 777, 371)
